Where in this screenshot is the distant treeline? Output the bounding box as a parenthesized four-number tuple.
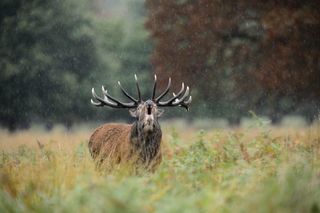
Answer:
(0, 0, 319, 131)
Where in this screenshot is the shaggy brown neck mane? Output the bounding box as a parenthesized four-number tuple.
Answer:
(130, 120, 162, 164)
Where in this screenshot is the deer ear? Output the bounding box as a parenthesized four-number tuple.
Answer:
(156, 108, 164, 117)
(129, 109, 138, 117)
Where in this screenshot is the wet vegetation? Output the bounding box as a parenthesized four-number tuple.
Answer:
(1, 120, 320, 212)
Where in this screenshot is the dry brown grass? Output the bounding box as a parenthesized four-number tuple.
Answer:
(0, 125, 93, 151)
(1, 123, 319, 151)
(0, 121, 319, 212)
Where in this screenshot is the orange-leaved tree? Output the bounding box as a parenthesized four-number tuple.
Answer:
(145, 0, 320, 122)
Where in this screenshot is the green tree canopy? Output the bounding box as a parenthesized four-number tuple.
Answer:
(0, 0, 153, 130)
(0, 0, 99, 130)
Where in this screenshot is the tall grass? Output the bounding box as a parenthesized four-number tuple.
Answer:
(0, 122, 319, 212)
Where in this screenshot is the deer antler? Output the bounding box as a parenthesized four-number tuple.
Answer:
(91, 74, 142, 108)
(153, 75, 192, 111)
(91, 74, 192, 110)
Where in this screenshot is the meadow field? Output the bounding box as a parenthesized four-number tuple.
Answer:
(0, 119, 319, 213)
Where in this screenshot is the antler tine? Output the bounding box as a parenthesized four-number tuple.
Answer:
(117, 81, 138, 103)
(157, 84, 192, 111)
(90, 86, 137, 108)
(91, 88, 120, 108)
(157, 82, 185, 105)
(91, 88, 103, 106)
(101, 86, 136, 108)
(180, 96, 192, 111)
(134, 74, 142, 102)
(152, 74, 157, 100)
(173, 86, 190, 103)
(155, 77, 171, 102)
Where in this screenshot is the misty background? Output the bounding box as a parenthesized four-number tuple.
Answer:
(0, 0, 319, 131)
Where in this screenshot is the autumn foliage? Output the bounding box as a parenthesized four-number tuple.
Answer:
(256, 5, 320, 99)
(145, 0, 320, 121)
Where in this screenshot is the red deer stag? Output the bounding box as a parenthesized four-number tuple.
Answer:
(89, 75, 191, 170)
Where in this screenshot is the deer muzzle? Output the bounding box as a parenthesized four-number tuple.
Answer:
(146, 100, 153, 115)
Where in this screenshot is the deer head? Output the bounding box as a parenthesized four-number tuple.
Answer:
(91, 74, 192, 133)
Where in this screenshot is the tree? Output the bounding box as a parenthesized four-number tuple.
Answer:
(0, 0, 155, 130)
(0, 0, 99, 130)
(252, 4, 320, 122)
(145, 0, 320, 122)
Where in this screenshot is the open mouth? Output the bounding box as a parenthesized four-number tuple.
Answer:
(147, 106, 152, 115)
